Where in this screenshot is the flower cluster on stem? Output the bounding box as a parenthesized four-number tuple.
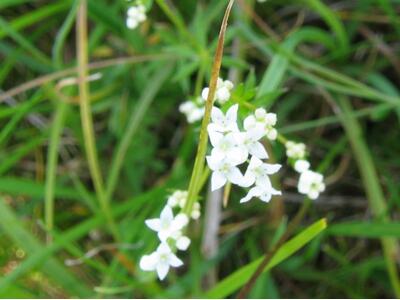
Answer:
(139, 190, 200, 280)
(126, 1, 146, 29)
(285, 141, 325, 199)
(206, 104, 282, 203)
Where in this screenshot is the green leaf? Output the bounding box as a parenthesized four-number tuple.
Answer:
(206, 218, 327, 298)
(328, 222, 400, 238)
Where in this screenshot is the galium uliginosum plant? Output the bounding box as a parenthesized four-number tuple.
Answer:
(140, 0, 325, 281)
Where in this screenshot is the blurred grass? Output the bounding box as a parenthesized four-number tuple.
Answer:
(0, 0, 399, 298)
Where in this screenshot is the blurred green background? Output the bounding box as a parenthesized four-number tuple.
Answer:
(0, 0, 400, 298)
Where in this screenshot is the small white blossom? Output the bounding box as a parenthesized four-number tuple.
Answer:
(139, 243, 183, 280)
(244, 108, 277, 140)
(167, 190, 188, 208)
(126, 4, 146, 29)
(179, 100, 204, 123)
(206, 152, 245, 191)
(208, 130, 247, 163)
(201, 77, 234, 105)
(298, 170, 325, 200)
(240, 183, 281, 203)
(235, 127, 268, 159)
(242, 156, 281, 187)
(294, 159, 310, 173)
(145, 206, 188, 242)
(285, 141, 306, 159)
(208, 104, 239, 133)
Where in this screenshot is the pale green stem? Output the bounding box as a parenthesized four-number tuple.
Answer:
(77, 0, 119, 241)
(183, 0, 235, 215)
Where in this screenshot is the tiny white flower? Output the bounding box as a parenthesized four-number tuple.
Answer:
(208, 104, 239, 133)
(179, 101, 204, 123)
(201, 77, 234, 105)
(208, 130, 247, 163)
(240, 183, 281, 203)
(191, 202, 201, 220)
(285, 141, 306, 159)
(139, 243, 183, 280)
(145, 206, 188, 242)
(179, 101, 195, 114)
(175, 234, 191, 251)
(167, 190, 188, 208)
(206, 152, 245, 191)
(294, 159, 310, 173)
(298, 170, 325, 200)
(242, 156, 281, 187)
(235, 127, 269, 159)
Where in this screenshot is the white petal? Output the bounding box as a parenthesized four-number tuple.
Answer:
(263, 163, 281, 174)
(139, 253, 157, 271)
(160, 205, 173, 223)
(216, 87, 230, 103)
(173, 213, 189, 229)
(168, 253, 184, 267)
(201, 87, 210, 101)
(248, 155, 263, 169)
(247, 127, 265, 141)
(227, 167, 244, 186)
(206, 154, 222, 171)
(126, 18, 138, 29)
(156, 263, 170, 280)
(145, 219, 161, 232)
(294, 160, 310, 173)
(208, 129, 223, 148)
(259, 192, 272, 203)
(157, 243, 171, 254)
(248, 142, 268, 159)
(211, 171, 227, 191)
(240, 186, 262, 203)
(211, 106, 224, 124)
(244, 115, 256, 130)
(226, 104, 238, 124)
(176, 236, 191, 251)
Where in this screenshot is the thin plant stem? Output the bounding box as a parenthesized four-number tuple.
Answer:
(183, 0, 235, 215)
(76, 0, 119, 241)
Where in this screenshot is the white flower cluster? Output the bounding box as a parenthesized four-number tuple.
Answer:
(139, 190, 200, 280)
(179, 77, 234, 124)
(167, 190, 201, 220)
(206, 104, 282, 203)
(285, 141, 325, 199)
(126, 2, 146, 29)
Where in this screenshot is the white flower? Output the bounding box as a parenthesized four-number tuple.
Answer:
(285, 141, 306, 159)
(126, 4, 147, 29)
(206, 152, 245, 191)
(170, 230, 191, 251)
(294, 159, 310, 173)
(207, 104, 239, 133)
(298, 170, 325, 200)
(242, 156, 281, 187)
(139, 243, 183, 280)
(145, 206, 188, 242)
(201, 77, 234, 105)
(208, 130, 247, 162)
(191, 202, 201, 219)
(179, 101, 204, 123)
(240, 183, 281, 203)
(235, 127, 268, 159)
(244, 108, 277, 140)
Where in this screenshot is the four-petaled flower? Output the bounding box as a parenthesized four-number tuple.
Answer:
(298, 170, 325, 200)
(242, 156, 281, 187)
(145, 206, 188, 242)
(235, 127, 269, 159)
(206, 153, 245, 191)
(139, 243, 183, 280)
(208, 104, 239, 133)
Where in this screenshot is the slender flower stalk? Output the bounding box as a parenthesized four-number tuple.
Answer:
(183, 0, 235, 216)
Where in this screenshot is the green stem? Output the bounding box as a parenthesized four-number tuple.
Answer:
(44, 100, 67, 243)
(183, 0, 235, 216)
(76, 0, 119, 241)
